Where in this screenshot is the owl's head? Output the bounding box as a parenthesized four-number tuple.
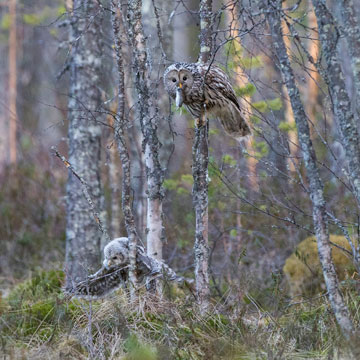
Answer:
(103, 237, 129, 269)
(164, 63, 194, 107)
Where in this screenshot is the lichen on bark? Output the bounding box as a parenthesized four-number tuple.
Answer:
(192, 0, 213, 312)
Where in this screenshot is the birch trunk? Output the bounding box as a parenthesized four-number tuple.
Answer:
(265, 0, 354, 338)
(192, 0, 212, 311)
(312, 0, 360, 209)
(65, 0, 104, 286)
(126, 0, 165, 263)
(111, 0, 139, 294)
(8, 0, 17, 165)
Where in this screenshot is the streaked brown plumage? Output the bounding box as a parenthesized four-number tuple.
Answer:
(164, 62, 251, 141)
(64, 238, 179, 298)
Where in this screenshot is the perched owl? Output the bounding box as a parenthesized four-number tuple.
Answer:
(164, 62, 251, 141)
(65, 237, 180, 298)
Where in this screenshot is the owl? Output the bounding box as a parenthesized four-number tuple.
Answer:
(102, 237, 130, 269)
(65, 237, 179, 298)
(164, 62, 251, 141)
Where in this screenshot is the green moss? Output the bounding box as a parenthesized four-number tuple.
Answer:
(283, 235, 357, 296)
(124, 334, 158, 360)
(7, 270, 64, 307)
(3, 270, 69, 340)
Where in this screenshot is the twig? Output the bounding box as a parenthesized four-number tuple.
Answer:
(51, 146, 111, 243)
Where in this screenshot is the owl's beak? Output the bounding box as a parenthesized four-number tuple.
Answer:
(176, 85, 184, 107)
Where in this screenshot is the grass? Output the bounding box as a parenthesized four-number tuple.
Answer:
(0, 270, 358, 359)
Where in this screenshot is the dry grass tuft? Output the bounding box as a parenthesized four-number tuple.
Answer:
(1, 271, 359, 359)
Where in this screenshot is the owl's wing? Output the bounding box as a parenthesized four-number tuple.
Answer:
(202, 65, 240, 109)
(137, 254, 178, 281)
(64, 265, 128, 299)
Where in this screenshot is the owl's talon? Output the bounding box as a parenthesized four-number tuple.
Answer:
(195, 118, 206, 128)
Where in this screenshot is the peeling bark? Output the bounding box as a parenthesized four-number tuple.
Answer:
(312, 0, 360, 209)
(265, 0, 354, 338)
(65, 0, 104, 286)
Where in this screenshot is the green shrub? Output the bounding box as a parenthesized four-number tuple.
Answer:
(283, 235, 357, 296)
(3, 270, 66, 341)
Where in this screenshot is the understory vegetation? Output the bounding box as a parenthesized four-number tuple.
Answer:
(1, 267, 359, 359)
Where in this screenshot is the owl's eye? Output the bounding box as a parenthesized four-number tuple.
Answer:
(183, 76, 187, 81)
(112, 256, 118, 260)
(172, 78, 176, 83)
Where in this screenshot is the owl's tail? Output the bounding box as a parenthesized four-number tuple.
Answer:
(217, 102, 251, 143)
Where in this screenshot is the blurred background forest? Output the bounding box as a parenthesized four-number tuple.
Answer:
(0, 0, 359, 358)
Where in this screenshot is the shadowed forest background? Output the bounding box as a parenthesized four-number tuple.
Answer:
(0, 0, 359, 358)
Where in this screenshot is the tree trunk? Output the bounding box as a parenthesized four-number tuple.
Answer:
(312, 0, 360, 209)
(304, 2, 320, 128)
(111, 0, 140, 295)
(192, 0, 212, 312)
(281, 18, 298, 172)
(339, 0, 360, 117)
(8, 0, 17, 165)
(107, 111, 122, 238)
(226, 5, 258, 190)
(65, 0, 104, 286)
(126, 0, 165, 264)
(265, 0, 354, 338)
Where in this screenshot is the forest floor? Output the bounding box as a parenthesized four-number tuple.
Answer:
(0, 269, 359, 359)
